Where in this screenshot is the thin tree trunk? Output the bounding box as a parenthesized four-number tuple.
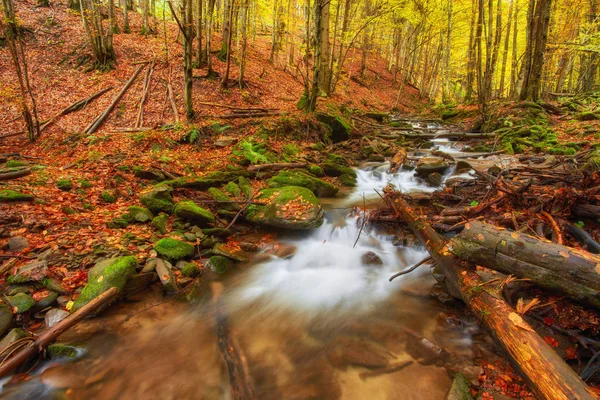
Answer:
(498, 0, 513, 97)
(239, 0, 248, 88)
(221, 0, 236, 86)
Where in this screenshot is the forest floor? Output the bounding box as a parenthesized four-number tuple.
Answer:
(2, 0, 600, 399)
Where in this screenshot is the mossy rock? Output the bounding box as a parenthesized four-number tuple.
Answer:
(322, 163, 356, 178)
(48, 343, 79, 359)
(316, 113, 352, 143)
(308, 165, 324, 177)
(208, 255, 232, 274)
(441, 110, 460, 120)
(71, 256, 138, 312)
(133, 167, 167, 181)
(106, 217, 129, 229)
(310, 142, 326, 151)
(7, 293, 35, 313)
(140, 184, 174, 214)
(339, 174, 357, 187)
(128, 206, 153, 223)
(364, 111, 389, 123)
(326, 153, 349, 166)
(208, 187, 236, 211)
(212, 243, 250, 262)
(245, 186, 324, 229)
(583, 151, 600, 172)
(56, 179, 72, 191)
(446, 372, 473, 400)
(238, 176, 254, 199)
(224, 181, 241, 197)
(5, 160, 27, 168)
(154, 238, 195, 261)
(152, 214, 169, 234)
(34, 290, 58, 310)
(0, 189, 33, 202)
(576, 112, 600, 121)
(268, 171, 338, 197)
(42, 277, 69, 294)
(178, 261, 200, 278)
(163, 169, 252, 190)
(100, 190, 117, 203)
(173, 200, 215, 226)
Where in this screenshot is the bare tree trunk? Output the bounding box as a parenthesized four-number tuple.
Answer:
(196, 0, 204, 66)
(220, 0, 232, 60)
(307, 0, 323, 112)
(520, 0, 552, 101)
(318, 0, 330, 93)
(509, 2, 519, 98)
(221, 0, 236, 86)
(442, 0, 453, 102)
(123, 0, 131, 33)
(206, 0, 216, 76)
(183, 0, 195, 120)
(239, 0, 248, 88)
(80, 0, 116, 68)
(269, 0, 278, 62)
(464, 0, 476, 101)
(498, 0, 513, 97)
(1, 0, 40, 141)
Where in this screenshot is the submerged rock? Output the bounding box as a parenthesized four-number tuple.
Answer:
(71, 256, 138, 312)
(361, 251, 383, 266)
(154, 238, 195, 261)
(268, 171, 338, 197)
(245, 186, 324, 229)
(173, 200, 215, 226)
(415, 157, 450, 177)
(47, 343, 80, 359)
(426, 172, 444, 186)
(208, 256, 232, 274)
(212, 243, 250, 262)
(140, 184, 174, 214)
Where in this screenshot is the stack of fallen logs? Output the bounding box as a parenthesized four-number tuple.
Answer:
(375, 155, 600, 399)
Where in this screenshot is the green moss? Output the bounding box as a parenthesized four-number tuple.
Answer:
(316, 113, 352, 143)
(151, 214, 169, 234)
(140, 184, 173, 214)
(208, 255, 232, 274)
(308, 165, 324, 177)
(163, 169, 252, 190)
(339, 174, 357, 187)
(128, 206, 153, 223)
(56, 179, 72, 191)
(106, 217, 129, 229)
(322, 163, 356, 178)
(576, 112, 600, 121)
(154, 237, 195, 260)
(310, 142, 326, 151)
(238, 176, 254, 199)
(5, 160, 26, 168)
(79, 179, 92, 189)
(0, 189, 33, 202)
(100, 190, 117, 203)
(224, 181, 241, 197)
(174, 200, 215, 226)
(72, 256, 137, 312)
(208, 187, 236, 211)
(583, 150, 600, 172)
(6, 293, 35, 313)
(282, 143, 300, 156)
(268, 170, 338, 197)
(326, 154, 348, 166)
(48, 344, 79, 359)
(180, 262, 199, 278)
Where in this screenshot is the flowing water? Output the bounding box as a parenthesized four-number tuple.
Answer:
(1, 155, 485, 400)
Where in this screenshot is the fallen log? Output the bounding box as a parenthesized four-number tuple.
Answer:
(0, 168, 31, 181)
(388, 194, 596, 400)
(84, 65, 145, 135)
(0, 287, 119, 378)
(566, 223, 600, 254)
(449, 221, 600, 308)
(195, 111, 286, 119)
(573, 204, 600, 220)
(247, 162, 307, 172)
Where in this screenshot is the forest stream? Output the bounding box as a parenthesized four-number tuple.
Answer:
(0, 122, 499, 400)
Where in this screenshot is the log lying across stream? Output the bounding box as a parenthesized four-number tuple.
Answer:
(449, 221, 600, 308)
(388, 194, 597, 400)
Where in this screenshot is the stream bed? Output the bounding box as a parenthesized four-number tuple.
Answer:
(2, 137, 495, 400)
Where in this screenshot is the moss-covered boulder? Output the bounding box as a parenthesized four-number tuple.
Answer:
(224, 181, 241, 197)
(322, 163, 356, 178)
(339, 174, 357, 187)
(154, 237, 195, 260)
(162, 169, 252, 190)
(208, 187, 236, 211)
(238, 176, 254, 199)
(71, 256, 137, 312)
(7, 260, 48, 284)
(174, 200, 215, 226)
(245, 186, 324, 229)
(308, 165, 324, 177)
(268, 171, 338, 197)
(576, 112, 600, 121)
(48, 343, 79, 359)
(177, 261, 200, 278)
(133, 167, 167, 181)
(140, 184, 173, 214)
(7, 293, 35, 313)
(316, 113, 352, 143)
(0, 189, 33, 202)
(208, 255, 232, 274)
(151, 214, 168, 234)
(446, 372, 473, 400)
(128, 206, 154, 223)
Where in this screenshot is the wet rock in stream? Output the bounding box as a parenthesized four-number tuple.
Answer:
(327, 336, 393, 369)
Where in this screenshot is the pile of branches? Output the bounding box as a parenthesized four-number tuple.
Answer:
(372, 154, 600, 398)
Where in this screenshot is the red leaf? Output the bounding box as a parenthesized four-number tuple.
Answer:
(566, 347, 578, 360)
(544, 336, 559, 347)
(543, 317, 554, 325)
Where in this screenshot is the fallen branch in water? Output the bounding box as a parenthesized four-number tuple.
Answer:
(389, 256, 432, 282)
(0, 287, 119, 378)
